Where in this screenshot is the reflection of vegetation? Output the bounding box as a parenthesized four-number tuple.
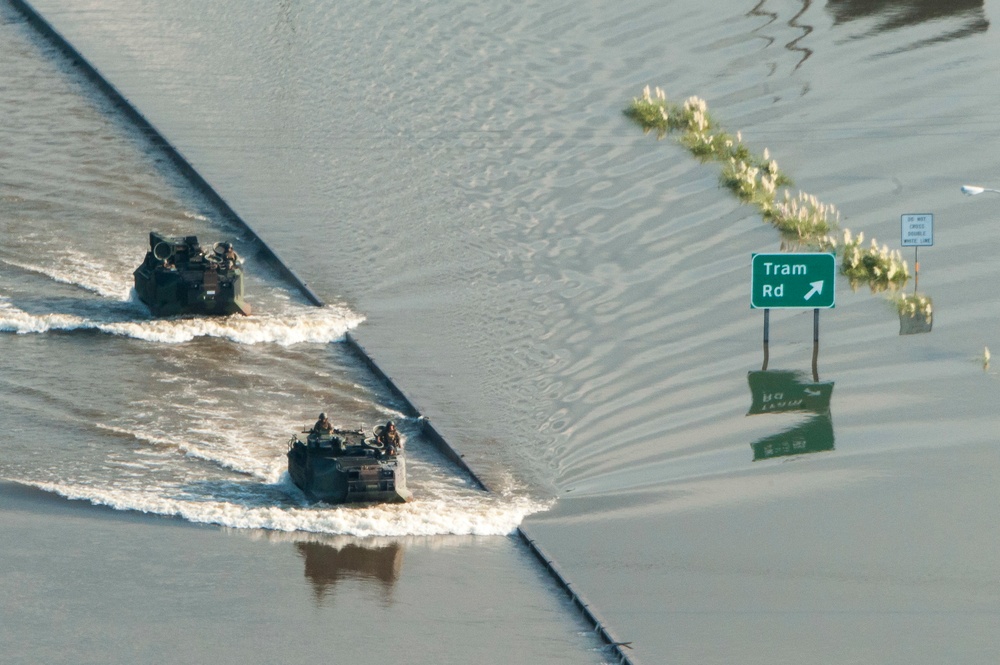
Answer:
(893, 292, 933, 320)
(624, 87, 921, 303)
(827, 0, 985, 30)
(827, 0, 988, 57)
(894, 292, 933, 335)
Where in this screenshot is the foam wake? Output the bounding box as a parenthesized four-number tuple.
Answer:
(22, 477, 551, 538)
(0, 298, 364, 345)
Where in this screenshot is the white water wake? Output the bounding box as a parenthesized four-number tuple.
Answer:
(0, 297, 364, 345)
(22, 477, 551, 538)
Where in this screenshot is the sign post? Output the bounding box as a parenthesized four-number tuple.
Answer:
(751, 252, 836, 378)
(901, 213, 933, 293)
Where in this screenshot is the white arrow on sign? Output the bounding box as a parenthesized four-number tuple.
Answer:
(803, 280, 824, 301)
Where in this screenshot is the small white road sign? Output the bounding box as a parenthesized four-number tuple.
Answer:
(901, 213, 933, 247)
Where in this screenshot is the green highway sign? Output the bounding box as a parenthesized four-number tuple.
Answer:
(751, 252, 836, 309)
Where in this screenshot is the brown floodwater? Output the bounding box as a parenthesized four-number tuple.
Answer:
(5, 0, 1000, 661)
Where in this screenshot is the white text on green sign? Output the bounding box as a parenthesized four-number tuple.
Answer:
(750, 253, 836, 309)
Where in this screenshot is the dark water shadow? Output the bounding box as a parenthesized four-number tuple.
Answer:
(786, 1, 815, 69)
(748, 0, 815, 70)
(899, 311, 933, 335)
(746, 369, 835, 461)
(826, 0, 988, 52)
(297, 540, 403, 605)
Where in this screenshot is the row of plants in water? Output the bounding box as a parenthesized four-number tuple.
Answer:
(624, 86, 931, 321)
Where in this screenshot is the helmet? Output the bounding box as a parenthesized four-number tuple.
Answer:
(225, 242, 233, 250)
(319, 412, 327, 419)
(387, 421, 395, 429)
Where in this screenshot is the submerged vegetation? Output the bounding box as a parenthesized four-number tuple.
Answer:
(893, 292, 933, 321)
(625, 85, 923, 316)
(841, 230, 909, 292)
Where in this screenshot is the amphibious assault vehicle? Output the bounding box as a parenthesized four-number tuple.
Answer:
(287, 425, 411, 504)
(133, 232, 251, 317)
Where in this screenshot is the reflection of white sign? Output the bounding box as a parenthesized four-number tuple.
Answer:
(901, 213, 933, 247)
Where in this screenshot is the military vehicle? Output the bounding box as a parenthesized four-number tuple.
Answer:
(133, 232, 251, 317)
(287, 424, 412, 504)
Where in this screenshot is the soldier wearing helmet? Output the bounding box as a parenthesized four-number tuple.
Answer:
(312, 412, 333, 434)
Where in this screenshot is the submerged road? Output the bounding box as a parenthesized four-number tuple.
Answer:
(8, 1, 634, 662)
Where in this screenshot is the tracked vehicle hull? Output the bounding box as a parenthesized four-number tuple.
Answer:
(134, 232, 250, 317)
(287, 430, 411, 504)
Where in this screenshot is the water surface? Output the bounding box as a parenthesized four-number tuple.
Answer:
(7, 0, 1000, 661)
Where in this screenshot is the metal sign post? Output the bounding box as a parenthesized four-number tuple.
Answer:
(901, 213, 933, 294)
(751, 253, 836, 375)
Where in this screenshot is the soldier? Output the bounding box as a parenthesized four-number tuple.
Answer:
(222, 243, 239, 269)
(312, 412, 333, 434)
(377, 421, 401, 454)
(187, 238, 205, 262)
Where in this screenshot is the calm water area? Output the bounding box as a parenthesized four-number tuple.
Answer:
(4, 0, 1000, 662)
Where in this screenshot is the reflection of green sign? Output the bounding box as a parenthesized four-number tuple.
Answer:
(747, 370, 836, 461)
(751, 413, 834, 461)
(750, 253, 836, 309)
(747, 370, 834, 415)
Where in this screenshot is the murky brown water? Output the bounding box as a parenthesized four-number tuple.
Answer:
(5, 0, 1000, 662)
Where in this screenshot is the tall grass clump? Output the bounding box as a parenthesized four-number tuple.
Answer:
(769, 191, 841, 242)
(624, 85, 915, 296)
(720, 150, 794, 215)
(623, 85, 671, 137)
(840, 230, 909, 292)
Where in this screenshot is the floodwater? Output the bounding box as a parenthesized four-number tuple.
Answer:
(4, 0, 1000, 662)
